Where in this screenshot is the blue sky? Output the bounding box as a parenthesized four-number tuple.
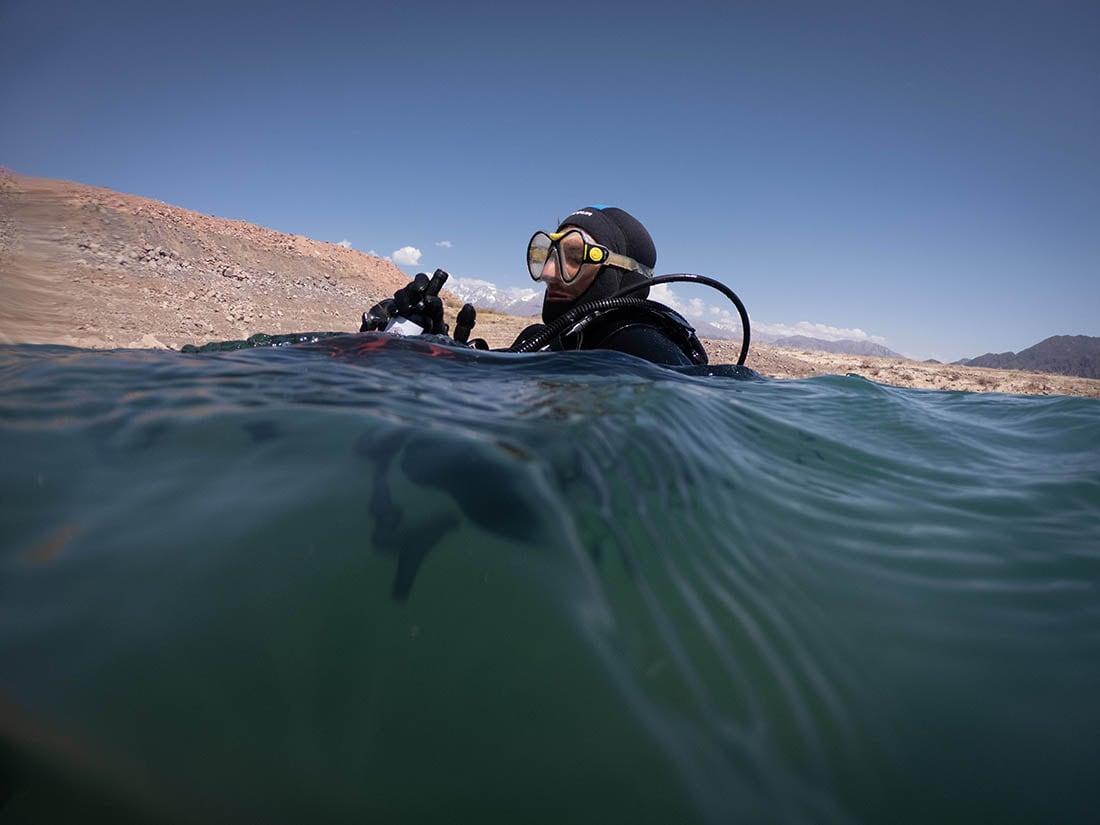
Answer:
(2, 0, 1097, 361)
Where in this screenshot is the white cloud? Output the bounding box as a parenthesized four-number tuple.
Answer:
(650, 283, 887, 344)
(752, 321, 886, 343)
(651, 285, 719, 320)
(435, 240, 453, 248)
(649, 283, 679, 306)
(648, 284, 742, 330)
(392, 246, 422, 266)
(366, 249, 392, 261)
(336, 239, 353, 249)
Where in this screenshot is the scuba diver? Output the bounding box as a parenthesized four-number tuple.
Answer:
(508, 206, 706, 366)
(350, 208, 748, 599)
(361, 205, 749, 367)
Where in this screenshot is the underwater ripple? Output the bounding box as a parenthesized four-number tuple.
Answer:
(1, 336, 1099, 824)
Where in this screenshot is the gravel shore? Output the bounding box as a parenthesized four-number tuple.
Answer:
(4, 168, 1097, 399)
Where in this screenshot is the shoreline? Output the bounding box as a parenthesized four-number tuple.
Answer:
(3, 168, 1098, 399)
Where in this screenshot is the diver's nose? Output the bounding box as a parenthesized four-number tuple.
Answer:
(539, 249, 560, 283)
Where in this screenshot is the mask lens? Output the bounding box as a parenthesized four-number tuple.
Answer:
(557, 231, 586, 283)
(527, 232, 552, 280)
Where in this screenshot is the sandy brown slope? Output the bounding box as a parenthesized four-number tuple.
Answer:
(2, 168, 1098, 399)
(0, 168, 414, 349)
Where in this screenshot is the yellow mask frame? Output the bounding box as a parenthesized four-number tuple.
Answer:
(527, 229, 654, 283)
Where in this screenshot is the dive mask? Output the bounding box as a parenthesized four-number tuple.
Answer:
(527, 229, 654, 284)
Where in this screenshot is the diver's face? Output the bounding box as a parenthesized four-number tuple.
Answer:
(539, 225, 603, 304)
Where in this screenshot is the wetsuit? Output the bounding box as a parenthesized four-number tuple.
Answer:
(507, 301, 708, 367)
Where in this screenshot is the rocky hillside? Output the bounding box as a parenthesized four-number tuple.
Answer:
(0, 168, 416, 349)
(962, 335, 1100, 379)
(4, 168, 1100, 398)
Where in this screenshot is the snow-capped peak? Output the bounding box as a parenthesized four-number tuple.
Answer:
(447, 277, 542, 316)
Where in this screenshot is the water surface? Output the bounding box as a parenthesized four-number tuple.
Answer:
(2, 335, 1098, 824)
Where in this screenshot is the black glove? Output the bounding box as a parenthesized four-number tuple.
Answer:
(454, 303, 477, 344)
(360, 270, 449, 335)
(360, 298, 396, 332)
(454, 303, 488, 348)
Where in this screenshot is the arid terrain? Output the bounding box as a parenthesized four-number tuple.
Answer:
(3, 168, 1098, 399)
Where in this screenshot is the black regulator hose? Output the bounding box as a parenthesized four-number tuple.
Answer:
(507, 273, 751, 365)
(507, 296, 651, 353)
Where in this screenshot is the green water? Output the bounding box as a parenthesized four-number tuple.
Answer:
(2, 337, 1098, 823)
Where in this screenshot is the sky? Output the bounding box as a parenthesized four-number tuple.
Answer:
(2, 0, 1097, 361)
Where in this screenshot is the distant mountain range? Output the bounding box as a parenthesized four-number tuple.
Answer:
(448, 277, 1098, 378)
(446, 282, 899, 354)
(770, 335, 904, 359)
(448, 279, 754, 341)
(956, 335, 1100, 379)
(447, 277, 541, 316)
(686, 319, 745, 341)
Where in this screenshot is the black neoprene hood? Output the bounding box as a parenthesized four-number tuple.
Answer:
(556, 206, 657, 270)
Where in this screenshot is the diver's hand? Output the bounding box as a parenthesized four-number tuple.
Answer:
(360, 270, 449, 335)
(454, 303, 476, 344)
(360, 298, 396, 332)
(393, 272, 447, 335)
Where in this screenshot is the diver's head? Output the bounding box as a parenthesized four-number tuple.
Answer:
(527, 206, 656, 323)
